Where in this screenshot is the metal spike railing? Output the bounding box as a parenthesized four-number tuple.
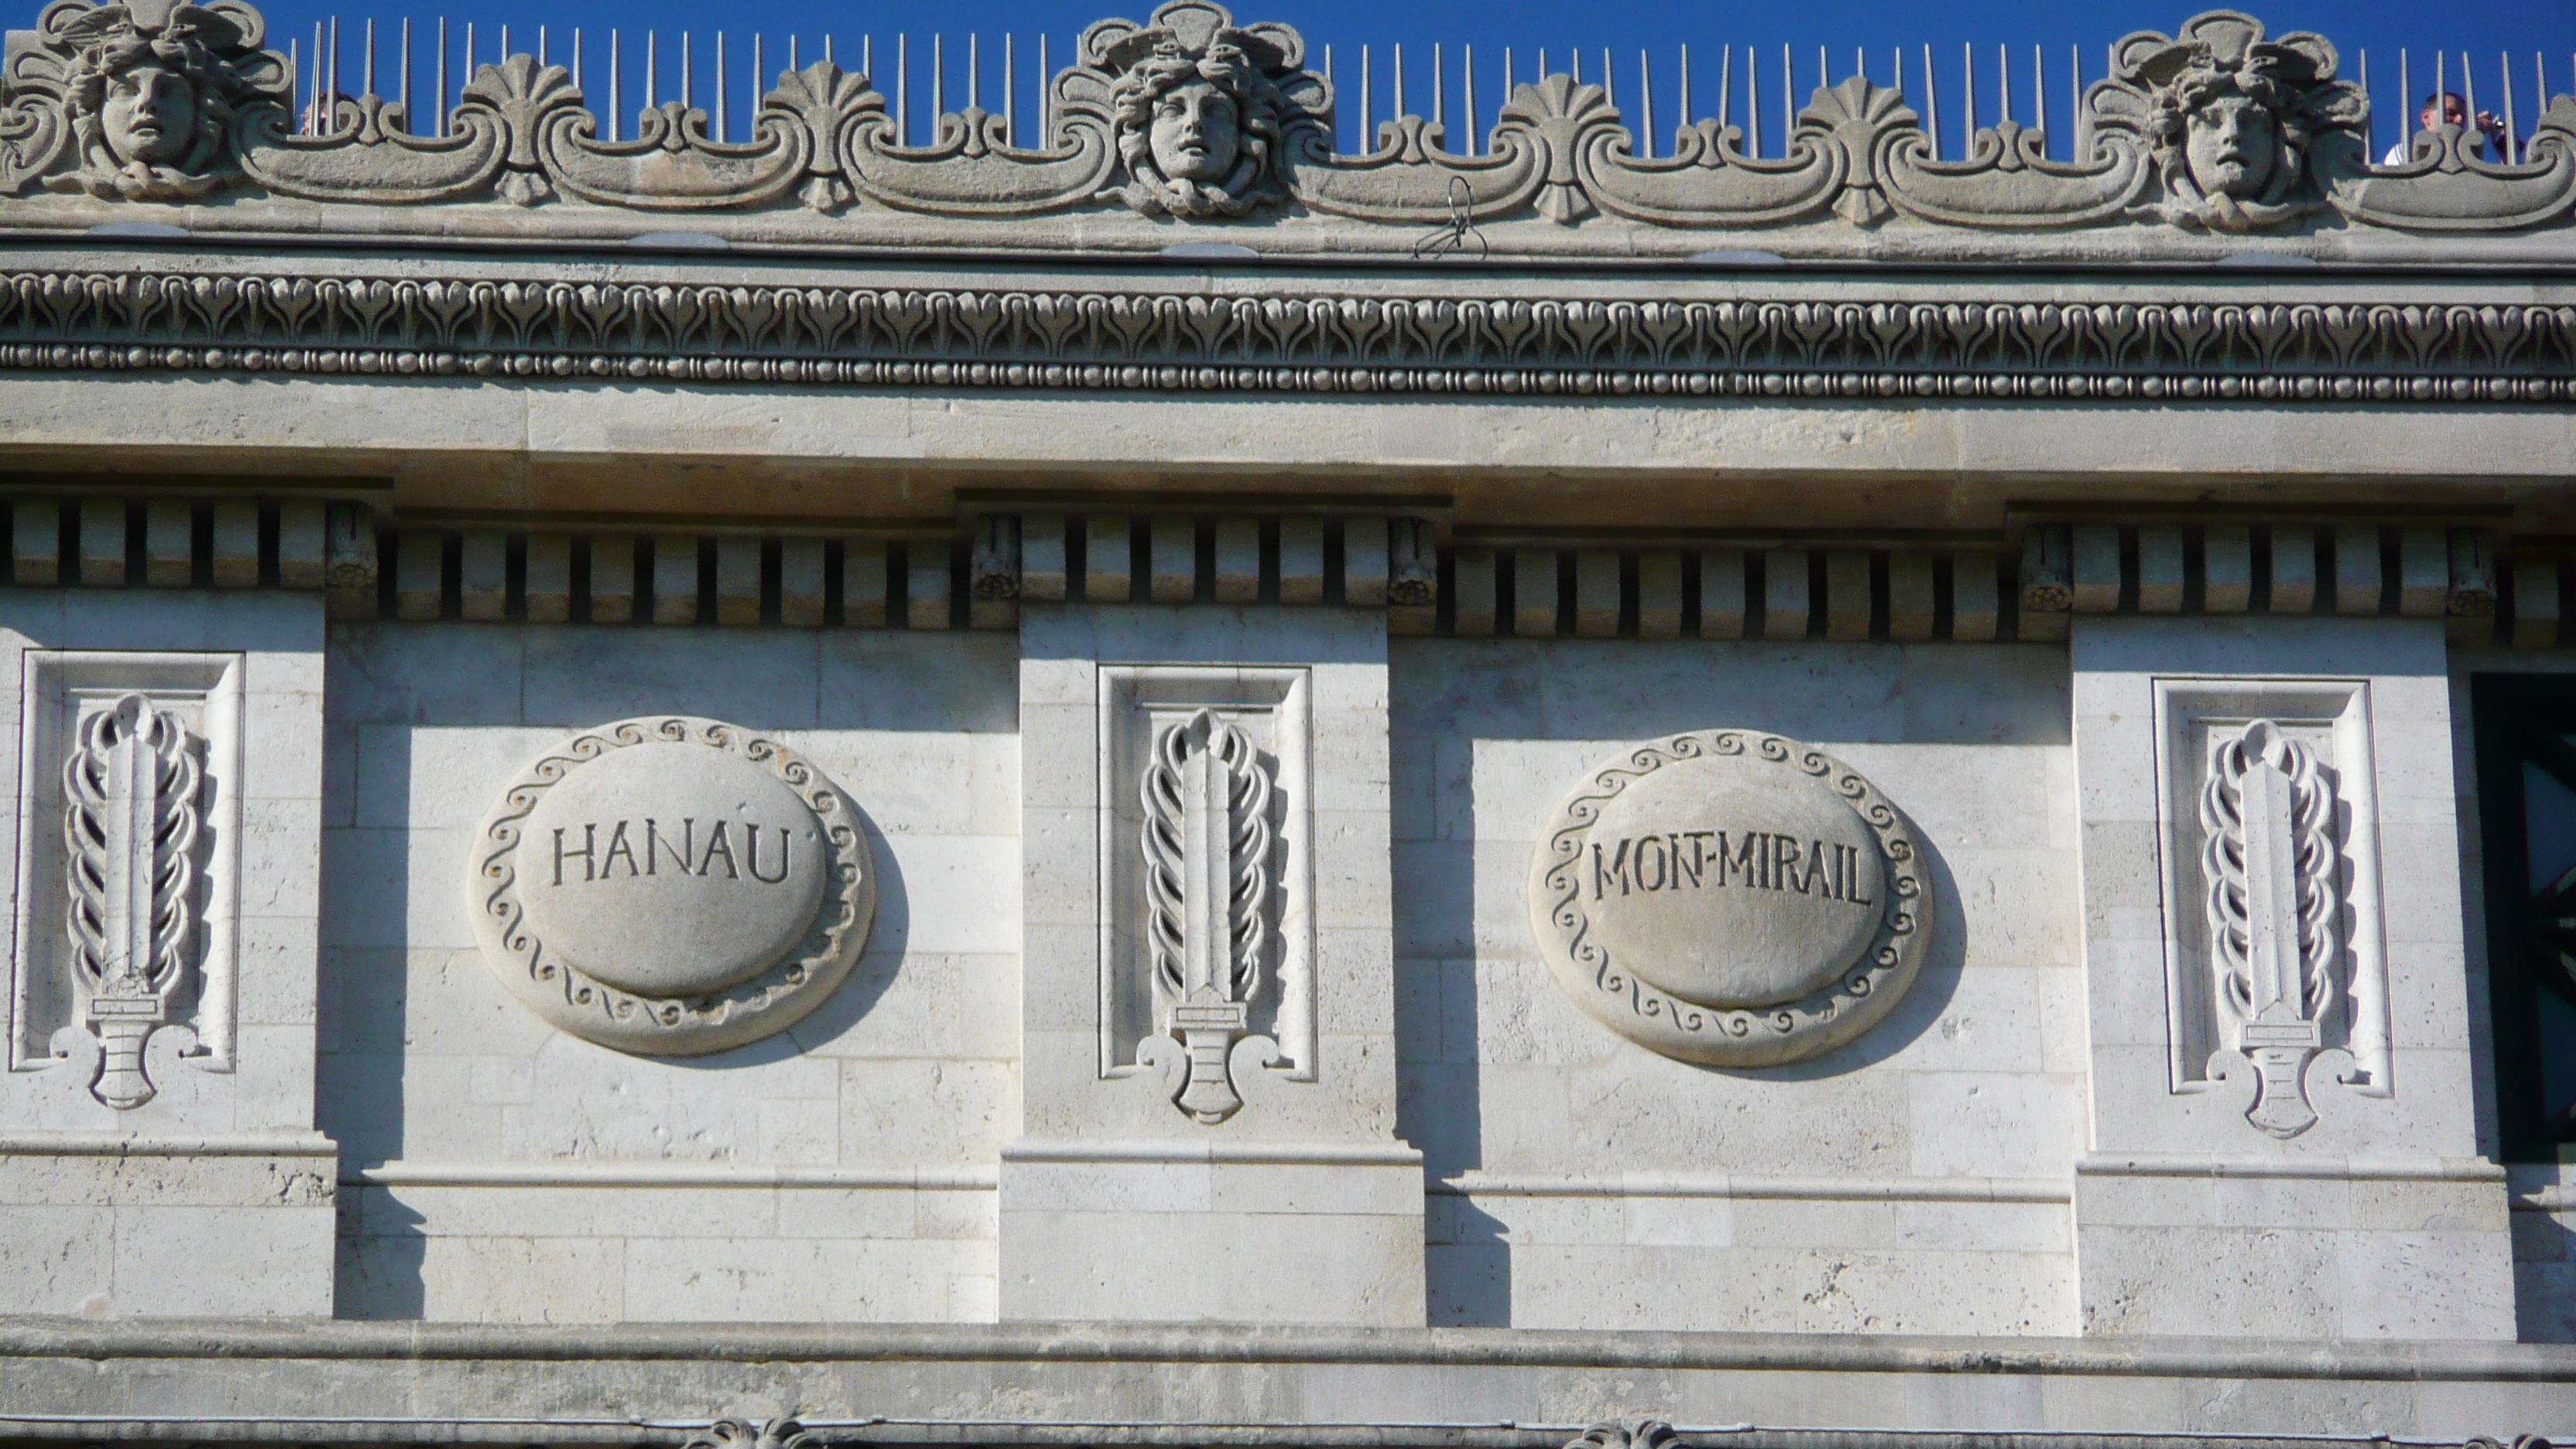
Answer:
(287, 16, 2576, 175)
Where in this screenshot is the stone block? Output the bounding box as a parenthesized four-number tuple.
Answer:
(1021, 514, 1067, 601)
(277, 501, 326, 590)
(1951, 550, 2000, 641)
(2071, 524, 2121, 611)
(650, 534, 701, 625)
(1824, 550, 1871, 640)
(211, 499, 259, 587)
(1213, 518, 1259, 602)
(778, 536, 826, 627)
(1572, 550, 1619, 637)
(2268, 523, 2318, 611)
(12, 496, 58, 585)
(457, 530, 507, 622)
(714, 535, 762, 625)
(1762, 548, 1809, 639)
(2203, 525, 2251, 612)
(1149, 516, 1194, 602)
(908, 549, 954, 629)
(1084, 515, 1131, 602)
(394, 529, 443, 620)
(1887, 551, 1934, 641)
(1279, 518, 1325, 604)
(143, 498, 191, 586)
(843, 539, 888, 626)
(1636, 551, 1681, 639)
(2334, 523, 2383, 615)
(1699, 547, 1745, 639)
(2135, 526, 2183, 612)
(1345, 516, 1389, 606)
(1511, 548, 1555, 636)
(1452, 549, 1495, 636)
(522, 533, 571, 624)
(77, 497, 124, 586)
(2397, 525, 2447, 617)
(999, 1155, 1424, 1325)
(587, 534, 636, 624)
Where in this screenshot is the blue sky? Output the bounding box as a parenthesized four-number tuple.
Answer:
(259, 0, 2576, 161)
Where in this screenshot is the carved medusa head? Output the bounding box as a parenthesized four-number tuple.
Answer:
(1107, 37, 1291, 217)
(2113, 11, 2365, 230)
(39, 0, 273, 200)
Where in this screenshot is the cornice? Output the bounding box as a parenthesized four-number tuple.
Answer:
(4, 265, 2570, 404)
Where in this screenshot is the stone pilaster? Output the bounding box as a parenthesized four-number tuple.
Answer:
(1005, 605, 1423, 1324)
(0, 591, 335, 1316)
(2069, 616, 2512, 1339)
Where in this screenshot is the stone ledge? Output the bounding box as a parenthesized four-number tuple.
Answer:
(1, 1318, 2571, 1379)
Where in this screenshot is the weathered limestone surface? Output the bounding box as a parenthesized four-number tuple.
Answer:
(323, 624, 1018, 1323)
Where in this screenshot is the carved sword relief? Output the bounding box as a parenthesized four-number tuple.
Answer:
(2198, 719, 2339, 1137)
(60, 692, 203, 1108)
(1139, 707, 1273, 1123)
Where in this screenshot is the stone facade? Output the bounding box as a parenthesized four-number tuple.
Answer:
(0, 1, 2573, 1444)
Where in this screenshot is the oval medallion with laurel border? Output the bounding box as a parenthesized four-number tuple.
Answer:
(1526, 729, 1933, 1067)
(465, 716, 877, 1056)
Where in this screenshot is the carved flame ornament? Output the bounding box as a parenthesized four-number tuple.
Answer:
(2198, 719, 2341, 1137)
(1138, 707, 1274, 1122)
(60, 692, 203, 1108)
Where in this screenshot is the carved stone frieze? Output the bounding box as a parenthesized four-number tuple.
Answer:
(5, 3, 2576, 242)
(467, 716, 877, 1055)
(1528, 730, 1933, 1067)
(3, 267, 2573, 405)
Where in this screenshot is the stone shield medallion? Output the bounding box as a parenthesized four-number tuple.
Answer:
(1527, 731, 1932, 1067)
(467, 717, 876, 1055)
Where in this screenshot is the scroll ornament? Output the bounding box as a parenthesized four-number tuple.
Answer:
(1137, 707, 1277, 1123)
(6, 2, 2576, 235)
(2198, 719, 2341, 1137)
(60, 692, 204, 1109)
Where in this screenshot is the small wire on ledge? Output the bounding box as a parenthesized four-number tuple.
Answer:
(1412, 175, 1488, 261)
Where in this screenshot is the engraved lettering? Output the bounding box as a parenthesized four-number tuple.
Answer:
(1581, 827, 1875, 908)
(552, 823, 596, 886)
(1636, 832, 1669, 892)
(746, 825, 792, 884)
(646, 817, 696, 877)
(1773, 834, 1804, 893)
(698, 820, 740, 879)
(599, 820, 639, 878)
(546, 817, 801, 886)
(1677, 831, 1713, 889)
(1726, 831, 1760, 889)
(1592, 838, 1633, 899)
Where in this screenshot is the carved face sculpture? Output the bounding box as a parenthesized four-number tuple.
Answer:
(1149, 78, 1240, 184)
(100, 58, 197, 164)
(2183, 87, 2279, 199)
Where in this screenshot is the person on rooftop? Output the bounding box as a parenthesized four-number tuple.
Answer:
(2384, 90, 2509, 163)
